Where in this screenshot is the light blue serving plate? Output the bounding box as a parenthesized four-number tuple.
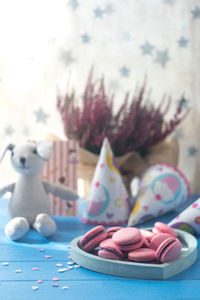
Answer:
(71, 229, 198, 280)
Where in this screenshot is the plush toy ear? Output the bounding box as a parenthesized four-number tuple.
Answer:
(37, 141, 53, 161)
(0, 144, 15, 163)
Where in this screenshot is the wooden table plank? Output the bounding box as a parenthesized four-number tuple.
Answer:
(0, 197, 199, 300)
(1, 280, 200, 300)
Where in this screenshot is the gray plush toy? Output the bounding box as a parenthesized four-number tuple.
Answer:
(0, 141, 78, 240)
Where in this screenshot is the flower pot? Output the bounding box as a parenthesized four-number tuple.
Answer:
(78, 137, 179, 198)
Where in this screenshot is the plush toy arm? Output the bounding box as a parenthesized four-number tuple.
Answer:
(0, 183, 15, 197)
(42, 181, 78, 201)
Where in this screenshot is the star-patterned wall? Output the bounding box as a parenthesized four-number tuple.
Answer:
(0, 0, 199, 193)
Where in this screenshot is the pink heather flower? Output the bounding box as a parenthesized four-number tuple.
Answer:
(57, 71, 189, 156)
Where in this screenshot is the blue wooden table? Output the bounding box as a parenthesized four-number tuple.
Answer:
(0, 197, 199, 300)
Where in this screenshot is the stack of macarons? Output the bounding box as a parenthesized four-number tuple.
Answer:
(79, 222, 182, 264)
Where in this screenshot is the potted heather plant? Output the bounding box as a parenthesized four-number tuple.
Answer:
(57, 71, 189, 196)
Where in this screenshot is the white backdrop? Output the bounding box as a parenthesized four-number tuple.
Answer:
(0, 0, 199, 192)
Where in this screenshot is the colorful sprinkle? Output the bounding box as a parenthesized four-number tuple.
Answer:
(74, 264, 80, 268)
(67, 261, 74, 265)
(56, 263, 63, 267)
(2, 262, 9, 266)
(58, 268, 68, 273)
(16, 269, 22, 273)
(95, 181, 100, 188)
(32, 286, 39, 290)
(45, 255, 51, 259)
(53, 277, 59, 281)
(156, 194, 162, 201)
(52, 283, 59, 287)
(62, 286, 69, 290)
(109, 176, 116, 183)
(37, 280, 43, 284)
(32, 267, 39, 271)
(39, 249, 45, 252)
(142, 205, 148, 211)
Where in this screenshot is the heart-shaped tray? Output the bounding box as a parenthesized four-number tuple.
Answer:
(70, 229, 197, 280)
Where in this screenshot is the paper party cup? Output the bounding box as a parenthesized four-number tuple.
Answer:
(128, 163, 190, 226)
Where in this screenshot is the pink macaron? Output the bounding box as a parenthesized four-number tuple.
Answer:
(128, 248, 157, 263)
(149, 233, 173, 250)
(142, 235, 150, 248)
(98, 238, 124, 260)
(140, 229, 154, 242)
(112, 227, 143, 252)
(79, 225, 107, 252)
(155, 236, 182, 263)
(152, 222, 177, 237)
(107, 227, 123, 238)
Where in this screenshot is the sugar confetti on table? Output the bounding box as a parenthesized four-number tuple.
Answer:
(58, 268, 68, 273)
(74, 264, 80, 268)
(37, 280, 43, 284)
(0, 241, 81, 295)
(56, 263, 63, 267)
(53, 277, 59, 281)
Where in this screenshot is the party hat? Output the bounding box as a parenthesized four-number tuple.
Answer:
(169, 197, 200, 235)
(128, 163, 190, 226)
(82, 137, 131, 226)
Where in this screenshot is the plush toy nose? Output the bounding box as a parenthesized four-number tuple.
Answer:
(20, 157, 26, 165)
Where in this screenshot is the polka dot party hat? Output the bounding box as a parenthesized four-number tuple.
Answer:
(169, 197, 200, 235)
(82, 137, 131, 226)
(128, 163, 190, 226)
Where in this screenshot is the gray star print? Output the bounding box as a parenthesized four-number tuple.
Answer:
(34, 108, 49, 123)
(60, 50, 76, 66)
(188, 146, 198, 157)
(5, 126, 14, 136)
(81, 34, 91, 44)
(140, 41, 154, 55)
(178, 37, 189, 48)
(155, 49, 170, 67)
(120, 66, 130, 77)
(94, 7, 104, 18)
(68, 0, 79, 10)
(192, 6, 200, 19)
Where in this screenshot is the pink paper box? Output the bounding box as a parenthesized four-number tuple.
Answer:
(40, 140, 78, 216)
